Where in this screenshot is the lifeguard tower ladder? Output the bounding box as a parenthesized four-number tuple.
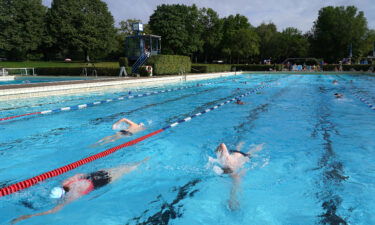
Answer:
(125, 22, 161, 74)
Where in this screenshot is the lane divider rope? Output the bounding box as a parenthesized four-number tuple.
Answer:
(335, 75, 375, 111)
(0, 80, 279, 197)
(0, 82, 217, 122)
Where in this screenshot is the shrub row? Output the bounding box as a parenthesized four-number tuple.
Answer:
(36, 67, 132, 76)
(191, 64, 284, 73)
(322, 64, 373, 71)
(233, 64, 283, 71)
(191, 64, 232, 73)
(146, 55, 191, 75)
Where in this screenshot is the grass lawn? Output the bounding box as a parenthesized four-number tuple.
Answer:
(0, 61, 119, 68)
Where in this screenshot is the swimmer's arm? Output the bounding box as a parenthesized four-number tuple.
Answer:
(119, 118, 138, 127)
(246, 143, 264, 155)
(11, 198, 75, 224)
(112, 120, 123, 130)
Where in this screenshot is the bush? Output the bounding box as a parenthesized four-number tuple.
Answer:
(322, 64, 338, 71)
(322, 64, 372, 71)
(119, 57, 128, 67)
(342, 64, 372, 71)
(191, 64, 232, 73)
(139, 66, 151, 77)
(36, 67, 132, 76)
(146, 55, 191, 75)
(232, 64, 283, 71)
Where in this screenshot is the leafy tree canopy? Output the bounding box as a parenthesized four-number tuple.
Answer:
(199, 7, 223, 62)
(0, 0, 46, 60)
(274, 27, 309, 61)
(149, 4, 204, 56)
(256, 23, 278, 60)
(311, 6, 368, 63)
(48, 0, 116, 61)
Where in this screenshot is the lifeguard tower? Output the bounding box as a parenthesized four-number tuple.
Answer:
(125, 22, 161, 73)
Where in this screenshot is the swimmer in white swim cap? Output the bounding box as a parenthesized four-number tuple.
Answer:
(92, 118, 146, 147)
(49, 187, 65, 199)
(12, 157, 150, 224)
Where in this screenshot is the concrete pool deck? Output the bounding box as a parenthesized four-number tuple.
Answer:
(0, 76, 15, 81)
(0, 72, 239, 101)
(1, 71, 373, 101)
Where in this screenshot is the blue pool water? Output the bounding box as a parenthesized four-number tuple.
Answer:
(0, 76, 93, 85)
(0, 74, 374, 224)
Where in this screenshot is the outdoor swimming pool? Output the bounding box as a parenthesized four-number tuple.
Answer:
(0, 76, 94, 85)
(0, 74, 374, 224)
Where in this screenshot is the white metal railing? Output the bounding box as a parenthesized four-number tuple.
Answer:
(1, 68, 35, 76)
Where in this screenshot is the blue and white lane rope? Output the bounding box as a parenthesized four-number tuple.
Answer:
(0, 79, 279, 197)
(0, 82, 218, 122)
(162, 82, 276, 130)
(334, 75, 375, 112)
(350, 91, 375, 111)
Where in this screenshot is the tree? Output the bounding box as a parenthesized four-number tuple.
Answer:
(274, 27, 309, 61)
(311, 6, 368, 63)
(256, 23, 278, 61)
(119, 19, 141, 36)
(118, 19, 151, 36)
(231, 28, 260, 63)
(199, 8, 223, 62)
(48, 0, 116, 61)
(0, 0, 46, 60)
(149, 4, 203, 56)
(362, 29, 375, 57)
(220, 14, 252, 63)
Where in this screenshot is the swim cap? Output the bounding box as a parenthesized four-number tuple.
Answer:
(50, 187, 65, 199)
(113, 122, 129, 131)
(139, 122, 145, 127)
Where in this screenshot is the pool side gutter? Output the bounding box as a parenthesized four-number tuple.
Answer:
(0, 76, 15, 81)
(0, 72, 238, 101)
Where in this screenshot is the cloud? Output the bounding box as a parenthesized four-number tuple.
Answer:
(42, 0, 374, 32)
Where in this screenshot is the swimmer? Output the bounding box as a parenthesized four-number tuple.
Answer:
(11, 157, 150, 224)
(92, 118, 146, 147)
(332, 80, 338, 85)
(235, 99, 245, 105)
(207, 142, 264, 210)
(334, 93, 343, 98)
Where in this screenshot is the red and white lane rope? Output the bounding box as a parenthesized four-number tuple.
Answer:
(0, 80, 279, 197)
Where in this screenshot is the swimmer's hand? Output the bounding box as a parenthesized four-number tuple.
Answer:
(247, 143, 265, 155)
(205, 156, 218, 169)
(213, 165, 224, 175)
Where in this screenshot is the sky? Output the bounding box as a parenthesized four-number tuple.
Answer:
(42, 0, 374, 32)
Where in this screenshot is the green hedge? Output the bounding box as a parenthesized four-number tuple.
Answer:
(322, 64, 337, 71)
(191, 64, 232, 73)
(139, 66, 151, 77)
(322, 64, 373, 71)
(118, 57, 129, 67)
(233, 64, 283, 71)
(36, 67, 132, 76)
(146, 55, 191, 75)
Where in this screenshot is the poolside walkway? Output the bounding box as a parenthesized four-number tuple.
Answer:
(0, 72, 236, 101)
